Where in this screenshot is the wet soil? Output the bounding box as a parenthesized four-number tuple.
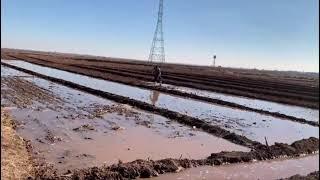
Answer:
(31, 137, 319, 179)
(1, 63, 263, 148)
(155, 155, 319, 180)
(1, 68, 249, 174)
(2, 62, 318, 145)
(1, 52, 319, 179)
(2, 59, 318, 128)
(2, 50, 318, 109)
(1, 76, 63, 108)
(281, 171, 319, 180)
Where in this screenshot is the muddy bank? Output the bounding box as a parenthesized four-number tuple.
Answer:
(32, 137, 319, 179)
(280, 171, 319, 180)
(1, 62, 261, 149)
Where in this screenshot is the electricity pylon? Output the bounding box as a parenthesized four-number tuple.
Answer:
(148, 0, 165, 63)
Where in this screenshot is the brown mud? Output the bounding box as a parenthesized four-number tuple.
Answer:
(31, 137, 319, 179)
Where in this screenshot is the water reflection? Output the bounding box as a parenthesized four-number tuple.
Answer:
(150, 90, 160, 106)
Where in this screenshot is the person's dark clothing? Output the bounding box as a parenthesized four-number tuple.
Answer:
(153, 66, 162, 83)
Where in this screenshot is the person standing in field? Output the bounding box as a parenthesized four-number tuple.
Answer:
(153, 65, 162, 84)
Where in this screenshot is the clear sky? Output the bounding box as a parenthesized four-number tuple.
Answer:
(1, 0, 319, 72)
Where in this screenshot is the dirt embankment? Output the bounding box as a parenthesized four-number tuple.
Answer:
(280, 171, 319, 180)
(1, 109, 35, 179)
(2, 49, 319, 109)
(31, 137, 319, 179)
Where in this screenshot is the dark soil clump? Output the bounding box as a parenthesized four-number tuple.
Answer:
(30, 137, 319, 179)
(280, 171, 319, 180)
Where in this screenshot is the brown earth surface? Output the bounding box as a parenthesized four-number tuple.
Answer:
(1, 48, 319, 109)
(0, 63, 263, 148)
(1, 48, 319, 179)
(31, 137, 319, 179)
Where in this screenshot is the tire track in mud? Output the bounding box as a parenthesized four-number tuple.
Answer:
(1, 62, 261, 149)
(3, 58, 318, 127)
(33, 137, 319, 179)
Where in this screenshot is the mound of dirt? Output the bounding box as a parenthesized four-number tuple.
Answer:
(280, 171, 319, 180)
(31, 137, 319, 179)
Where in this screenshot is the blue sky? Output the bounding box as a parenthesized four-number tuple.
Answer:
(1, 0, 319, 72)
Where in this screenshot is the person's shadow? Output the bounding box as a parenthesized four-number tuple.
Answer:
(150, 90, 160, 106)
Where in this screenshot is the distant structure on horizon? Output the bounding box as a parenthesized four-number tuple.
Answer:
(148, 0, 165, 63)
(212, 55, 216, 67)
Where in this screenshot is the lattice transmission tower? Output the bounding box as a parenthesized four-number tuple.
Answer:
(148, 0, 165, 63)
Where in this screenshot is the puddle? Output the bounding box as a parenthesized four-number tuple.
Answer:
(2, 60, 319, 145)
(1, 66, 249, 173)
(161, 84, 319, 123)
(153, 154, 319, 180)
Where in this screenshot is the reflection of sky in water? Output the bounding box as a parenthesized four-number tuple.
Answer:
(162, 84, 319, 122)
(3, 60, 319, 145)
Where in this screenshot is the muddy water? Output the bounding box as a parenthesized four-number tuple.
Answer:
(154, 154, 319, 180)
(3, 61, 319, 145)
(1, 66, 249, 173)
(161, 84, 319, 123)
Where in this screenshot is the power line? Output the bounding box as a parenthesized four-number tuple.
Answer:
(148, 0, 165, 63)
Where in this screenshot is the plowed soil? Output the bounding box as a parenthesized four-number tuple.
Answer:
(1, 48, 319, 109)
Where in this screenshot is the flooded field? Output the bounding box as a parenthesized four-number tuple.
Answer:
(3, 60, 318, 145)
(1, 65, 249, 173)
(1, 59, 319, 179)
